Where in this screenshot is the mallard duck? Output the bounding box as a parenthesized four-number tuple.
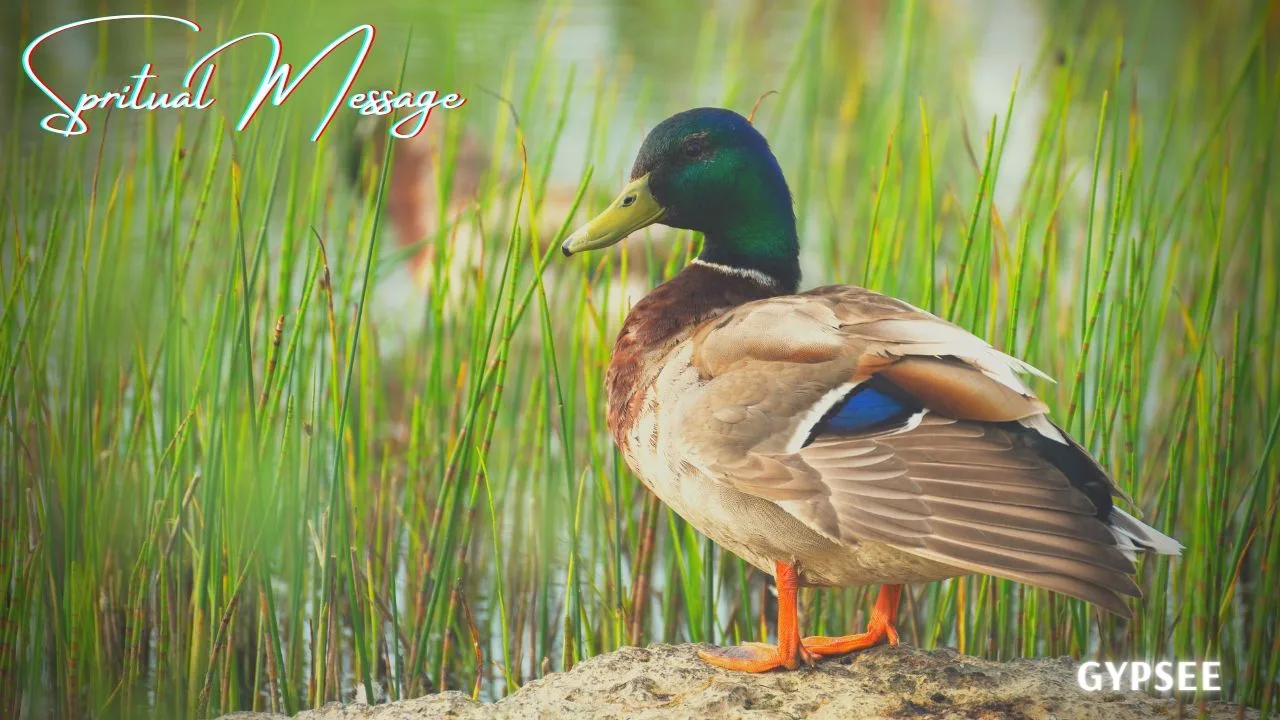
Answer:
(560, 107, 1181, 673)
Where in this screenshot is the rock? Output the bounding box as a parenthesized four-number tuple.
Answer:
(216, 644, 1256, 719)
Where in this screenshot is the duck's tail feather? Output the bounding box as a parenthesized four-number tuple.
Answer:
(1109, 507, 1183, 561)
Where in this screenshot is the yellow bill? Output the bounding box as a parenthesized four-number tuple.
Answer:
(561, 174, 666, 256)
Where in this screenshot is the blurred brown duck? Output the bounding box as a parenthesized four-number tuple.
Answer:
(344, 113, 490, 286)
(561, 107, 1182, 672)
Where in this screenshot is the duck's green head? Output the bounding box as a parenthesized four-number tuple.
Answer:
(562, 107, 800, 291)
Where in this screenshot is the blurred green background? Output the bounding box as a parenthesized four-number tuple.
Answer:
(2, 0, 1278, 718)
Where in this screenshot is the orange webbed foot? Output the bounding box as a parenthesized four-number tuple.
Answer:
(697, 642, 817, 672)
(802, 584, 903, 659)
(697, 561, 815, 673)
(801, 616, 899, 657)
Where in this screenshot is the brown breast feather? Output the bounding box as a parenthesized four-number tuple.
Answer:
(605, 263, 779, 446)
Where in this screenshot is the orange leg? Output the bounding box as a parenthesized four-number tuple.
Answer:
(801, 584, 902, 657)
(697, 561, 817, 672)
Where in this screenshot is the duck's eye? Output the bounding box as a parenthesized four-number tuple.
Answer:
(682, 139, 705, 158)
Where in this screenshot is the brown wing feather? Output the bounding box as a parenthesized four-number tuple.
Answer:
(674, 285, 1147, 614)
(792, 415, 1139, 615)
(876, 357, 1048, 422)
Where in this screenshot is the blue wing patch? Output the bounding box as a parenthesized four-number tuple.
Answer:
(824, 386, 908, 433)
(806, 381, 921, 446)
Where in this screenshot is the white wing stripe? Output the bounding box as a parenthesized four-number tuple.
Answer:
(784, 382, 857, 453)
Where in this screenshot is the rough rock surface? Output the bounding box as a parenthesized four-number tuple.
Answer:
(217, 643, 1255, 719)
